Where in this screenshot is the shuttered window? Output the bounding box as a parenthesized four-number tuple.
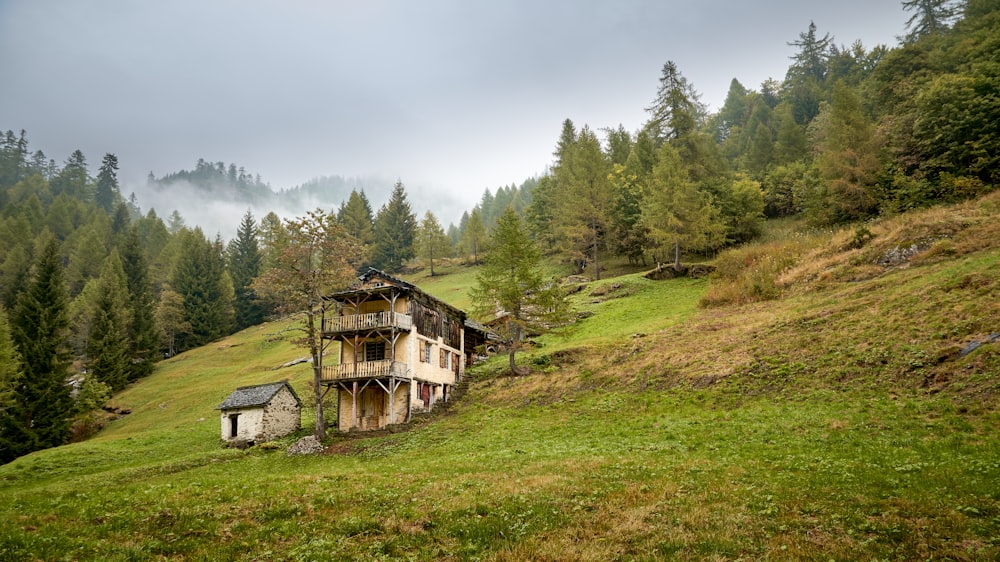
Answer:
(364, 341, 386, 362)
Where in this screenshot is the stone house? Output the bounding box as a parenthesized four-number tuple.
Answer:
(216, 381, 302, 443)
(320, 268, 487, 431)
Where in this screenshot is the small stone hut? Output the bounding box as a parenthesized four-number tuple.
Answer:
(216, 381, 301, 444)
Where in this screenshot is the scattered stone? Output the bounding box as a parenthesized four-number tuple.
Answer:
(687, 264, 717, 278)
(876, 244, 921, 267)
(645, 263, 716, 280)
(287, 435, 324, 456)
(228, 438, 254, 450)
(274, 356, 312, 370)
(645, 265, 685, 280)
(589, 283, 623, 297)
(959, 333, 1000, 357)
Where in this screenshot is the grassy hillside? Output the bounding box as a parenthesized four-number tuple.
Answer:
(1, 196, 998, 560)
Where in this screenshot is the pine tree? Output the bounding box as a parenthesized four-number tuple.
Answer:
(460, 208, 487, 264)
(86, 251, 131, 392)
(120, 226, 159, 380)
(416, 211, 452, 276)
(0, 305, 24, 456)
(525, 175, 559, 253)
(645, 61, 703, 143)
(470, 209, 569, 376)
(65, 224, 109, 297)
(810, 82, 881, 223)
(50, 150, 90, 200)
(787, 22, 833, 84)
(171, 228, 233, 351)
(257, 211, 286, 270)
(371, 181, 417, 272)
(641, 143, 726, 268)
(0, 130, 29, 187)
(227, 210, 265, 330)
(609, 164, 649, 266)
(785, 22, 833, 125)
(338, 190, 375, 247)
(555, 126, 613, 279)
(4, 235, 73, 461)
(552, 119, 577, 173)
(166, 210, 185, 234)
(900, 0, 959, 43)
(110, 201, 131, 240)
(95, 153, 120, 213)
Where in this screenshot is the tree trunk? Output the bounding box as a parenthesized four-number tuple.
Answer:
(674, 242, 681, 269)
(509, 347, 530, 376)
(506, 317, 530, 376)
(592, 219, 601, 281)
(307, 310, 325, 440)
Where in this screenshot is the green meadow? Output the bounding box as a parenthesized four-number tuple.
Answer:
(1, 196, 999, 561)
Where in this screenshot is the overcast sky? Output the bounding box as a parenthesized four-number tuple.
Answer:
(0, 0, 906, 228)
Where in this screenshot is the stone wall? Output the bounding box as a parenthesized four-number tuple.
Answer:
(259, 387, 301, 441)
(219, 407, 264, 442)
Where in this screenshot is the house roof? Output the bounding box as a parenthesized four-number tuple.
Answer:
(217, 381, 301, 410)
(325, 267, 466, 319)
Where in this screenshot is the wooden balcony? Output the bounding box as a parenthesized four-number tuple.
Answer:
(322, 311, 412, 335)
(321, 360, 410, 382)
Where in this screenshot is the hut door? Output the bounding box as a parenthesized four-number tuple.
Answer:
(229, 414, 240, 438)
(421, 383, 431, 408)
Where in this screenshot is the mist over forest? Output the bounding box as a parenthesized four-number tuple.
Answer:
(130, 164, 482, 241)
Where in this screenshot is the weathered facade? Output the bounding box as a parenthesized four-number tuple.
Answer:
(216, 381, 302, 443)
(321, 268, 483, 431)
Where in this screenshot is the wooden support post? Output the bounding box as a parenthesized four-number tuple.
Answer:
(389, 378, 395, 425)
(351, 380, 358, 430)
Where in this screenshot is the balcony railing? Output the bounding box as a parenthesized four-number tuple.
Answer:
(322, 311, 412, 334)
(321, 360, 409, 382)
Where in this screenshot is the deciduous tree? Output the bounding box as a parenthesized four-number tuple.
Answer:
(252, 210, 360, 440)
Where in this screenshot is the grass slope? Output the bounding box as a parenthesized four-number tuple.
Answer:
(1, 197, 998, 561)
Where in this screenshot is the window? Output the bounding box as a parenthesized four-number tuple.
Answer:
(423, 341, 433, 364)
(364, 341, 386, 362)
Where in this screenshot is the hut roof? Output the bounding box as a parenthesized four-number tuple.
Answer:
(217, 381, 301, 410)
